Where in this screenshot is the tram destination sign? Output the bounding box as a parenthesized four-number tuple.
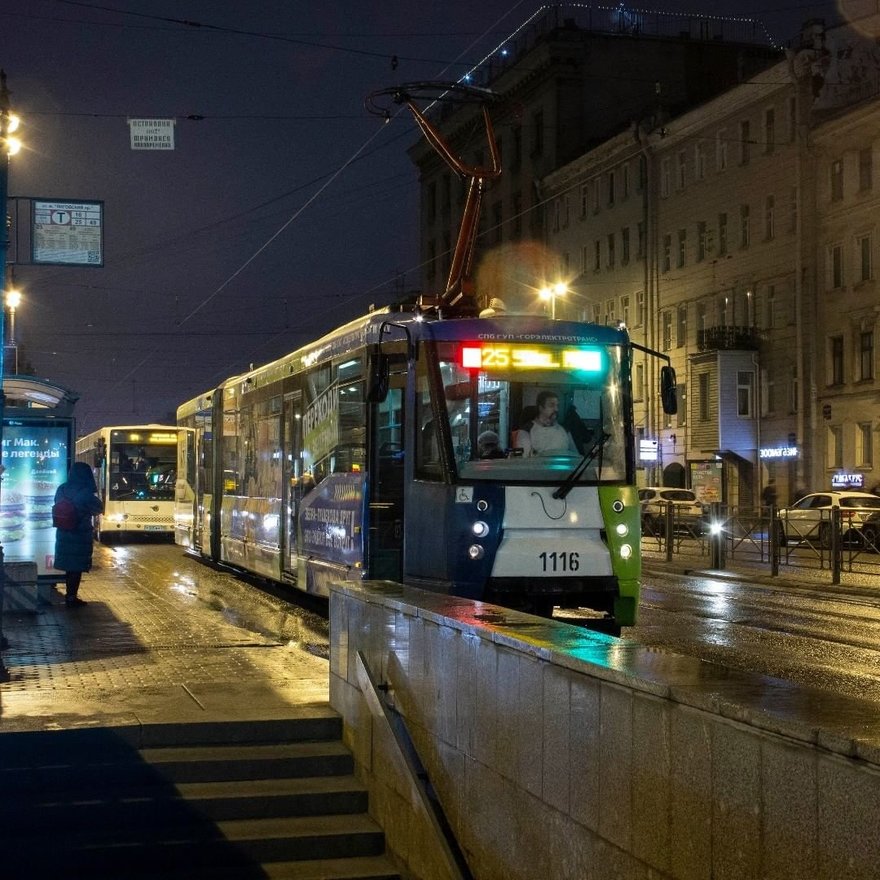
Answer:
(32, 199, 104, 267)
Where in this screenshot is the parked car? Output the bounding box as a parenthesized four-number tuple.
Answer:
(775, 491, 880, 548)
(638, 487, 706, 537)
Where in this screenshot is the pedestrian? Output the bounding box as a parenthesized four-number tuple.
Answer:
(761, 479, 778, 512)
(53, 461, 103, 608)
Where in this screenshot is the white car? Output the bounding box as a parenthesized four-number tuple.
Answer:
(638, 487, 706, 537)
(776, 491, 880, 547)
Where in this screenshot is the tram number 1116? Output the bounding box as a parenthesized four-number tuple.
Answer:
(539, 551, 581, 573)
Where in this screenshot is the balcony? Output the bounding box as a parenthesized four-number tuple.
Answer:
(697, 325, 760, 352)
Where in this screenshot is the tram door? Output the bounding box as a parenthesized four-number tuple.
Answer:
(282, 391, 304, 581)
(368, 376, 405, 581)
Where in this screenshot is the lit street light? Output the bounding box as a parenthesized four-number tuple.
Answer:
(5, 288, 21, 374)
(0, 70, 22, 680)
(538, 281, 568, 319)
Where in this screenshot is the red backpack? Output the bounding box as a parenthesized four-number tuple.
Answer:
(52, 497, 79, 531)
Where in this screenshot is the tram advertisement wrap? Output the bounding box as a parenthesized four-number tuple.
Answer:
(0, 421, 72, 576)
(300, 472, 364, 567)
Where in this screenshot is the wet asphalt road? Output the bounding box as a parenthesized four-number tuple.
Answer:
(113, 542, 880, 706)
(560, 567, 880, 704)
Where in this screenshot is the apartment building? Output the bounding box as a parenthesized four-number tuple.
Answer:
(544, 18, 880, 506)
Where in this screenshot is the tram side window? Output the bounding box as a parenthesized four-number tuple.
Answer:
(246, 397, 282, 500)
(416, 374, 442, 479)
(222, 404, 242, 495)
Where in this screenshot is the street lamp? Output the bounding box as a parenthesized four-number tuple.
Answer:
(538, 281, 568, 319)
(5, 288, 20, 374)
(0, 71, 21, 680)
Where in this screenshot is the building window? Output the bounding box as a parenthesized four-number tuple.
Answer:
(860, 330, 874, 381)
(605, 298, 616, 325)
(635, 362, 645, 400)
(511, 125, 522, 170)
(718, 212, 728, 255)
(829, 243, 844, 289)
(740, 204, 750, 248)
(764, 195, 775, 241)
(662, 311, 672, 350)
(622, 162, 630, 198)
(621, 295, 630, 326)
(697, 221, 707, 261)
(831, 158, 843, 201)
(677, 228, 686, 268)
(581, 244, 589, 274)
(607, 170, 616, 206)
(827, 425, 843, 469)
(662, 234, 672, 272)
(788, 95, 797, 142)
(739, 120, 751, 165)
(830, 336, 844, 385)
(593, 239, 601, 272)
(699, 372, 710, 421)
(763, 285, 776, 330)
(764, 107, 775, 154)
(660, 158, 671, 198)
(859, 147, 873, 192)
(716, 129, 728, 171)
(737, 371, 755, 417)
(621, 227, 630, 265)
(636, 290, 645, 326)
(592, 177, 601, 214)
(607, 232, 615, 268)
(695, 141, 707, 180)
(676, 151, 686, 189)
(857, 422, 873, 467)
(493, 201, 503, 243)
(697, 301, 707, 335)
(857, 233, 873, 283)
(789, 186, 798, 233)
(676, 305, 687, 347)
(637, 221, 646, 258)
(531, 109, 544, 157)
(580, 183, 589, 218)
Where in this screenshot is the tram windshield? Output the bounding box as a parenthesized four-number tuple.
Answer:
(417, 341, 630, 484)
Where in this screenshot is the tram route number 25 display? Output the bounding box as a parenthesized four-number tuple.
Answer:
(538, 551, 580, 572)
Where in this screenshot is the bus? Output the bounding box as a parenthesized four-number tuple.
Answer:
(76, 425, 181, 541)
(174, 309, 677, 631)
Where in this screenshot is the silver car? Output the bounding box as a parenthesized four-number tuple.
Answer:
(638, 487, 706, 537)
(776, 491, 880, 547)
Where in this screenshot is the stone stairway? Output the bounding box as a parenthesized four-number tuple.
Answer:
(0, 711, 402, 879)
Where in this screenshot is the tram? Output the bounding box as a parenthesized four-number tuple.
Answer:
(75, 425, 181, 541)
(174, 81, 677, 630)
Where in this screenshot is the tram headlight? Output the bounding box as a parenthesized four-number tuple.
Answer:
(468, 544, 485, 560)
(619, 543, 633, 560)
(472, 520, 490, 538)
(615, 522, 629, 537)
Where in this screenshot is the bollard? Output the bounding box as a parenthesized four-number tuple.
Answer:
(665, 501, 674, 562)
(769, 504, 779, 577)
(831, 507, 841, 585)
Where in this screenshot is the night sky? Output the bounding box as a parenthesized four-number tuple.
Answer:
(2, 1, 843, 433)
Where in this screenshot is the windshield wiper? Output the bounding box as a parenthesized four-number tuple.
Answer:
(552, 432, 610, 500)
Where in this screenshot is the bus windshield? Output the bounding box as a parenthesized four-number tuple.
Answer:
(108, 440, 177, 501)
(418, 341, 630, 484)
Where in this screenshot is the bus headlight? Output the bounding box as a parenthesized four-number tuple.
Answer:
(619, 543, 633, 560)
(472, 520, 490, 538)
(615, 522, 629, 537)
(468, 544, 485, 560)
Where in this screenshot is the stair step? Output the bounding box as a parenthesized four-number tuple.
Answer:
(1, 775, 371, 832)
(3, 813, 388, 875)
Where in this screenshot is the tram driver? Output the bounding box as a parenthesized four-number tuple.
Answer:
(519, 391, 577, 456)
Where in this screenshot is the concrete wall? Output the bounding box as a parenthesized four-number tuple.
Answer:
(329, 581, 880, 880)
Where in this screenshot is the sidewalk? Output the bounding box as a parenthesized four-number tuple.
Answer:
(0, 543, 330, 735)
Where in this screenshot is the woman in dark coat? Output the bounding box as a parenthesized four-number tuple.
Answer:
(54, 461, 103, 607)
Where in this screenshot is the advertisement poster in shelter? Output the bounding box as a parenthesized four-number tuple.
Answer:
(0, 420, 73, 576)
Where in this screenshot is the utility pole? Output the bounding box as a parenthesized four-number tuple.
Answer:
(0, 70, 13, 679)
